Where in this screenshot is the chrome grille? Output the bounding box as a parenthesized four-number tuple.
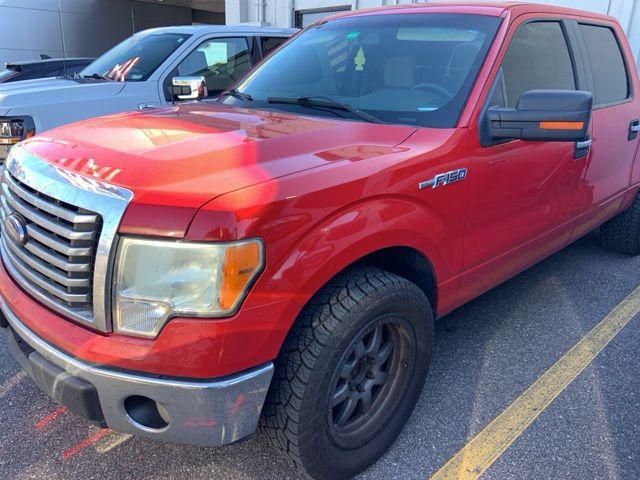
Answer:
(1, 146, 133, 332)
(1, 169, 102, 323)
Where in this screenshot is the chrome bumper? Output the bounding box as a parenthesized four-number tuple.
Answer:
(0, 298, 274, 446)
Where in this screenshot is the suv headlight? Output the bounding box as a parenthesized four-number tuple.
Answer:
(0, 117, 35, 163)
(113, 237, 264, 338)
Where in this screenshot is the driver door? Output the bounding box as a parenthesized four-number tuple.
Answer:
(458, 18, 590, 303)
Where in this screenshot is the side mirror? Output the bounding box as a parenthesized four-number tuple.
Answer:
(171, 76, 207, 101)
(484, 89, 593, 143)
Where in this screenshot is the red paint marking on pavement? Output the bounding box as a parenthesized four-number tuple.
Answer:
(35, 406, 67, 430)
(62, 429, 111, 460)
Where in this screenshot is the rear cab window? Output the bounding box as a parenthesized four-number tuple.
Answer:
(578, 23, 630, 107)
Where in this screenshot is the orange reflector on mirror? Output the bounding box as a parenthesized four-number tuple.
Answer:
(539, 121, 584, 130)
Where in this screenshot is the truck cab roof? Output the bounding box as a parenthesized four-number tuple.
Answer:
(331, 1, 616, 22)
(136, 24, 298, 36)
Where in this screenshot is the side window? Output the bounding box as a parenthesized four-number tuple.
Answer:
(176, 37, 252, 96)
(578, 24, 629, 106)
(41, 66, 64, 78)
(64, 63, 89, 77)
(501, 22, 576, 107)
(261, 37, 287, 56)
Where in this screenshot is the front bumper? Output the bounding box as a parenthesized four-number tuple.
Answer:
(0, 298, 274, 446)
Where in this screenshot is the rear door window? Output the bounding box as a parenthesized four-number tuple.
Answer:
(501, 21, 576, 107)
(578, 24, 629, 106)
(260, 37, 288, 56)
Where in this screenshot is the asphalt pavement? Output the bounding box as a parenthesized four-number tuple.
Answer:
(1, 232, 639, 480)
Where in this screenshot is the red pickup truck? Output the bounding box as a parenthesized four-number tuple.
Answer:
(1, 2, 639, 479)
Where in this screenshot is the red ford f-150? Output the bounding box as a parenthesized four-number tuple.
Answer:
(1, 3, 639, 479)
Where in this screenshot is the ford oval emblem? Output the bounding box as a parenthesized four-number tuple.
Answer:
(3, 213, 28, 246)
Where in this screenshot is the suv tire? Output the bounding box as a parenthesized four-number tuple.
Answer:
(600, 193, 640, 255)
(260, 266, 434, 480)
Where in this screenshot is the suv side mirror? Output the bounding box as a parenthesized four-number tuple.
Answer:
(171, 76, 207, 101)
(484, 89, 593, 143)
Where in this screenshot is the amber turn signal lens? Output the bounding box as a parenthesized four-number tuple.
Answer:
(219, 241, 263, 311)
(539, 121, 584, 130)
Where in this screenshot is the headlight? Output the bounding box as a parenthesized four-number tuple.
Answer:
(113, 237, 264, 338)
(0, 117, 35, 163)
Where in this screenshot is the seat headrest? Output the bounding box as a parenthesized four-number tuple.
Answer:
(447, 43, 480, 76)
(179, 50, 208, 76)
(384, 56, 415, 89)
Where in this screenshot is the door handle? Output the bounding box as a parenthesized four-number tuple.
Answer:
(630, 119, 640, 140)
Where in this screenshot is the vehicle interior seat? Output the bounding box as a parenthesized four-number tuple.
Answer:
(445, 42, 481, 91)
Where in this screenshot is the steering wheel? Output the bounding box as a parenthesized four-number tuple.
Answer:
(412, 83, 452, 99)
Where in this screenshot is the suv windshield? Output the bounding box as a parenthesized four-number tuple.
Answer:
(227, 14, 500, 127)
(80, 32, 190, 82)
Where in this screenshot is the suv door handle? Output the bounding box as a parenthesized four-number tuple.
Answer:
(629, 119, 640, 140)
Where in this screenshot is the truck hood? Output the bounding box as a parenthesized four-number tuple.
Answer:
(21, 103, 417, 237)
(0, 78, 126, 109)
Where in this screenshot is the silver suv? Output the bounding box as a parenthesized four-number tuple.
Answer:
(0, 25, 296, 163)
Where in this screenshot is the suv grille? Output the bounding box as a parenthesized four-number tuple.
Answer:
(0, 169, 102, 323)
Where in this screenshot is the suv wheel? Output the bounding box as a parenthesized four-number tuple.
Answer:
(260, 267, 434, 480)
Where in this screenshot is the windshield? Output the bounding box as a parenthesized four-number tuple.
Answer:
(80, 32, 190, 82)
(227, 14, 500, 127)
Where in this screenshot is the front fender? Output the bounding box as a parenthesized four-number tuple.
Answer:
(190, 191, 463, 317)
(267, 196, 453, 309)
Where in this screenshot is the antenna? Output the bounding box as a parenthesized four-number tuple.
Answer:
(57, 0, 68, 76)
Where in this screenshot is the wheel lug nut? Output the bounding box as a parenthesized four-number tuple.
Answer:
(356, 385, 365, 393)
(366, 371, 375, 379)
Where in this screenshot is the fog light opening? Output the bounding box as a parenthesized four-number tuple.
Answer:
(124, 395, 169, 430)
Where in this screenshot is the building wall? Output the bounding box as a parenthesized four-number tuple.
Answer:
(0, 0, 192, 65)
(225, 0, 640, 64)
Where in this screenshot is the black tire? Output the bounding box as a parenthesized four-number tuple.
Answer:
(600, 193, 640, 255)
(260, 266, 434, 480)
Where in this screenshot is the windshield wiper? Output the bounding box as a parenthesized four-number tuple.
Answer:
(220, 88, 253, 102)
(78, 73, 114, 81)
(266, 96, 382, 124)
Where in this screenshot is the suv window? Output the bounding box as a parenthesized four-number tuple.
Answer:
(579, 24, 629, 106)
(261, 37, 288, 56)
(177, 37, 252, 96)
(501, 22, 576, 107)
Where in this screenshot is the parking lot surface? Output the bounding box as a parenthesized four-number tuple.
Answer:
(1, 232, 639, 480)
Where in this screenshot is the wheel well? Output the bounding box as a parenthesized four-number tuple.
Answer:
(355, 247, 437, 312)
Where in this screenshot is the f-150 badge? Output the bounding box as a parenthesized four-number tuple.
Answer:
(419, 168, 468, 190)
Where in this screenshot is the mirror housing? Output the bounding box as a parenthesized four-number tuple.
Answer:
(171, 76, 207, 101)
(483, 89, 592, 144)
